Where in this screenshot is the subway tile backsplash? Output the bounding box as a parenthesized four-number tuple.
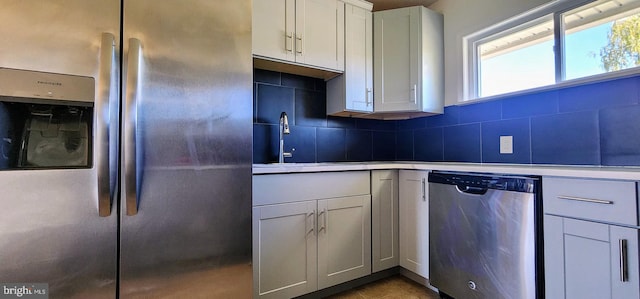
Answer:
(253, 69, 397, 164)
(480, 118, 530, 164)
(254, 69, 640, 166)
(530, 111, 601, 165)
(599, 105, 640, 166)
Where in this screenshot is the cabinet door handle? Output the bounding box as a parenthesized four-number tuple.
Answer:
(318, 208, 327, 232)
(620, 239, 629, 282)
(366, 88, 372, 106)
(422, 178, 426, 201)
(295, 34, 303, 54)
(412, 84, 418, 103)
(557, 195, 613, 205)
(285, 32, 293, 52)
(307, 211, 315, 235)
(325, 207, 328, 232)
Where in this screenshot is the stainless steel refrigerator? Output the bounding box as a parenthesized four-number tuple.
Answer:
(0, 1, 253, 298)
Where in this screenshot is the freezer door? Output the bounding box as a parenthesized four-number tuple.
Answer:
(0, 1, 120, 298)
(119, 0, 253, 298)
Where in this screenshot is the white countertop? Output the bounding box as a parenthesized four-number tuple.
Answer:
(253, 161, 640, 180)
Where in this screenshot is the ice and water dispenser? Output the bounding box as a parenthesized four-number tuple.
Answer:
(0, 68, 94, 170)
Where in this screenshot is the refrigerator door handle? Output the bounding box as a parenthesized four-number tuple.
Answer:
(124, 38, 142, 216)
(97, 32, 116, 217)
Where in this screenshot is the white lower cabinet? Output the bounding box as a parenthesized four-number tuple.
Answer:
(253, 171, 371, 298)
(371, 170, 399, 272)
(252, 201, 318, 299)
(543, 177, 640, 299)
(544, 216, 639, 299)
(398, 170, 429, 278)
(318, 195, 371, 289)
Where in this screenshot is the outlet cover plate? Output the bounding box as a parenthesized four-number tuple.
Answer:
(500, 136, 513, 154)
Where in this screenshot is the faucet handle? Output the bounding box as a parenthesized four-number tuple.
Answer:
(284, 148, 295, 158)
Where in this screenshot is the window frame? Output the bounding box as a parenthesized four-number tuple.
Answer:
(464, 0, 640, 101)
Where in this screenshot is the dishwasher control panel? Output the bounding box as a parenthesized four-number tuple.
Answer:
(428, 171, 538, 193)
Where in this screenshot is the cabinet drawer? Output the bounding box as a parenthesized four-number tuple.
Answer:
(543, 177, 638, 226)
(253, 171, 371, 206)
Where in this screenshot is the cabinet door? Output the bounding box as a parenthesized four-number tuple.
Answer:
(610, 225, 640, 299)
(374, 7, 421, 112)
(345, 2, 373, 112)
(295, 0, 344, 70)
(563, 218, 612, 299)
(253, 0, 295, 62)
(317, 195, 372, 289)
(398, 170, 429, 278)
(544, 216, 640, 299)
(544, 215, 566, 298)
(253, 201, 317, 299)
(371, 170, 399, 272)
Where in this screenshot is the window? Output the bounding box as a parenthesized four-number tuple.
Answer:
(477, 15, 555, 97)
(467, 0, 640, 100)
(563, 0, 640, 79)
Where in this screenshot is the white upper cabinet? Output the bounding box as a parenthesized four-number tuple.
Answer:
(327, 0, 374, 116)
(297, 0, 344, 71)
(253, 0, 345, 72)
(373, 6, 444, 118)
(253, 0, 294, 63)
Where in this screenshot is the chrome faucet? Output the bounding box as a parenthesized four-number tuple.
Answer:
(278, 112, 294, 163)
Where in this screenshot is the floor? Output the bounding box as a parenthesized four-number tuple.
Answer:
(325, 275, 440, 299)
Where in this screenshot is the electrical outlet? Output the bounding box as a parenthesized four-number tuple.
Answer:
(500, 136, 513, 154)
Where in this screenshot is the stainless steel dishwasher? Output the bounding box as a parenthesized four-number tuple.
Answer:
(428, 171, 543, 299)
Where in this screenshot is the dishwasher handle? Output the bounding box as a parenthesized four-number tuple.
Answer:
(456, 185, 488, 195)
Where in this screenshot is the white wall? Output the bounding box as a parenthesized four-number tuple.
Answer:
(428, 0, 552, 106)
